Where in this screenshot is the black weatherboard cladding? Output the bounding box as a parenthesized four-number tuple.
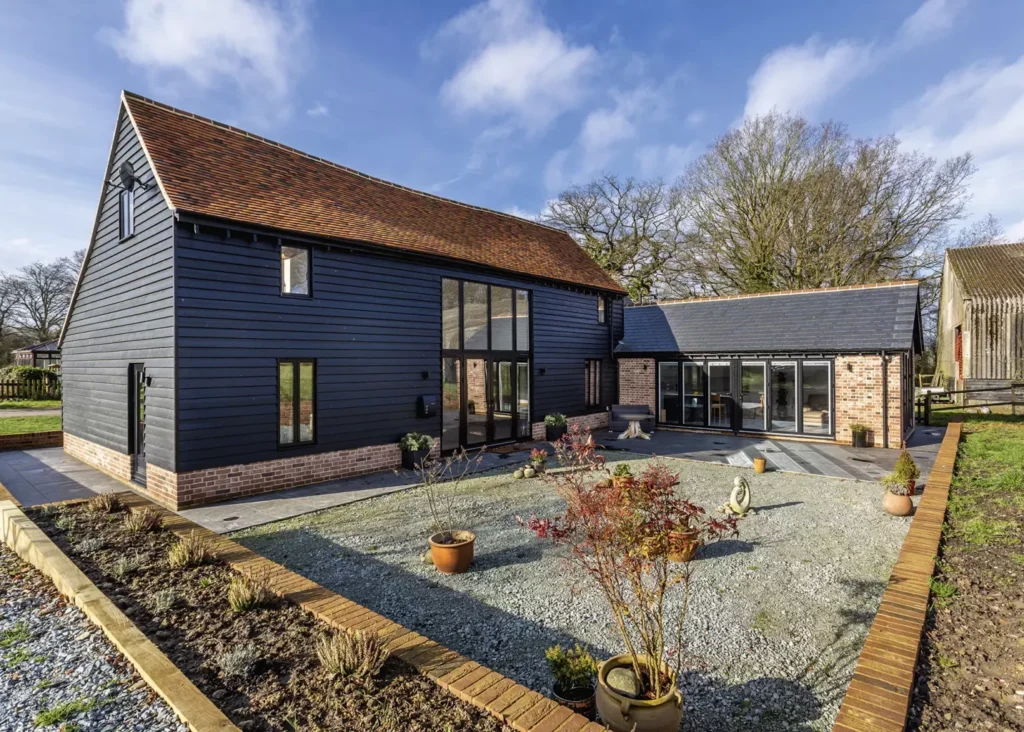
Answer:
(61, 107, 177, 470)
(173, 222, 618, 473)
(617, 285, 920, 354)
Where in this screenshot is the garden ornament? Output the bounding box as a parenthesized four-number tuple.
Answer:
(719, 476, 754, 517)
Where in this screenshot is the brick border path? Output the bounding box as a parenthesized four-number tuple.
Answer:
(832, 418, 962, 731)
(119, 491, 608, 732)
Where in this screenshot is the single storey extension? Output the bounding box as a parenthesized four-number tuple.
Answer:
(615, 283, 923, 449)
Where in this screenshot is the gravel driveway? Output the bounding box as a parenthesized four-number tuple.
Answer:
(0, 545, 186, 732)
(234, 455, 914, 732)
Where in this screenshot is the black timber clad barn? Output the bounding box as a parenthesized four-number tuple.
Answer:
(60, 92, 625, 509)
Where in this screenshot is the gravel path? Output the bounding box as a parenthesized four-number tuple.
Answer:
(234, 455, 915, 732)
(0, 544, 187, 732)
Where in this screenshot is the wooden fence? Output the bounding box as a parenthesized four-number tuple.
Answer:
(0, 380, 62, 401)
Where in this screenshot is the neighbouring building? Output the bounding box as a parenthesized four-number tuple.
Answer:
(615, 283, 923, 449)
(936, 243, 1024, 402)
(59, 91, 625, 510)
(11, 340, 61, 371)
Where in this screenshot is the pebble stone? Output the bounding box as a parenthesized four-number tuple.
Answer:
(0, 545, 187, 732)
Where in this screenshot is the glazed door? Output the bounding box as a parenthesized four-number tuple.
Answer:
(129, 364, 147, 485)
(707, 362, 734, 430)
(464, 357, 489, 447)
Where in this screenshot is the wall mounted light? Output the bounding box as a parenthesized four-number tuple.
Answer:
(643, 362, 648, 371)
(538, 368, 547, 376)
(421, 370, 430, 380)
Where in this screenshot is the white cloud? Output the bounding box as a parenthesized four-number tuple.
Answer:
(101, 0, 308, 100)
(686, 110, 706, 127)
(431, 0, 597, 132)
(635, 143, 698, 180)
(899, 0, 965, 46)
(306, 102, 329, 117)
(504, 205, 538, 221)
(896, 56, 1024, 237)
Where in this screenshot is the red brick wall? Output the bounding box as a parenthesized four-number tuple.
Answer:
(835, 355, 905, 448)
(64, 432, 132, 481)
(0, 431, 63, 452)
(617, 358, 656, 413)
(530, 411, 609, 440)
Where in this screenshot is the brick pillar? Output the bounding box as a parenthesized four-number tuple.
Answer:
(618, 358, 656, 413)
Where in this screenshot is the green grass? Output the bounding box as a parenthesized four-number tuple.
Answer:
(0, 415, 61, 435)
(33, 697, 96, 726)
(0, 621, 31, 648)
(0, 400, 61, 410)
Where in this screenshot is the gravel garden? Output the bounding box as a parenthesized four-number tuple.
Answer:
(234, 430, 918, 731)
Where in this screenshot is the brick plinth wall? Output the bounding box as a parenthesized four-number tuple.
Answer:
(64, 432, 132, 482)
(0, 431, 63, 452)
(617, 358, 656, 413)
(530, 411, 609, 441)
(835, 355, 905, 449)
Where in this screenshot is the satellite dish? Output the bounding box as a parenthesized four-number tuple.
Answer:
(119, 161, 136, 191)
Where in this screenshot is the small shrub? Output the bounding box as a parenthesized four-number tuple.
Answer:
(153, 589, 176, 614)
(217, 645, 259, 679)
(882, 473, 912, 496)
(124, 507, 162, 533)
(32, 697, 96, 726)
(199, 576, 213, 588)
(227, 573, 273, 613)
(849, 423, 870, 434)
(86, 493, 122, 515)
(893, 450, 920, 482)
(74, 537, 106, 554)
(167, 531, 212, 568)
(54, 513, 77, 532)
(111, 552, 141, 580)
(316, 630, 388, 681)
(399, 432, 433, 452)
(612, 463, 632, 478)
(544, 413, 567, 427)
(545, 643, 597, 692)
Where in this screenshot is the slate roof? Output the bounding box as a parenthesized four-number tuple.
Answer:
(946, 242, 1024, 299)
(123, 92, 624, 294)
(617, 282, 921, 354)
(12, 340, 59, 354)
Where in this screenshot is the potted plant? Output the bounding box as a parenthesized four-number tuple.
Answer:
(521, 426, 738, 732)
(546, 644, 598, 720)
(544, 413, 568, 442)
(530, 448, 548, 474)
(399, 432, 433, 470)
(419, 449, 483, 574)
(850, 423, 870, 448)
(893, 449, 921, 495)
(882, 473, 914, 516)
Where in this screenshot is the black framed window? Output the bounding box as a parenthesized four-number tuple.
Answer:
(119, 189, 135, 240)
(585, 359, 602, 407)
(597, 296, 606, 323)
(281, 245, 311, 296)
(279, 359, 315, 446)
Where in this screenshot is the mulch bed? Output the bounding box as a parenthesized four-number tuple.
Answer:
(30, 501, 511, 732)
(907, 419, 1024, 731)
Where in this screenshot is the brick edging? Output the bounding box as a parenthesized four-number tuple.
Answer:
(0, 430, 63, 452)
(832, 418, 962, 731)
(117, 492, 608, 732)
(0, 500, 239, 732)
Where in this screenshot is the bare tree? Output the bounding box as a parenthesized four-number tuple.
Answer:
(670, 113, 977, 299)
(0, 275, 19, 343)
(13, 258, 77, 343)
(543, 175, 683, 300)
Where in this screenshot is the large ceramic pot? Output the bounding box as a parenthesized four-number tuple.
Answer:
(546, 424, 568, 442)
(882, 492, 913, 517)
(852, 431, 867, 448)
(596, 655, 683, 732)
(553, 682, 595, 721)
(402, 448, 430, 471)
(667, 529, 700, 563)
(429, 530, 475, 574)
(753, 457, 767, 474)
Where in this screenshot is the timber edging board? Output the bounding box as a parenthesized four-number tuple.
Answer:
(832, 418, 963, 732)
(0, 499, 239, 732)
(117, 492, 609, 732)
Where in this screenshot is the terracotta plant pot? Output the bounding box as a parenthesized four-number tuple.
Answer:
(883, 492, 913, 517)
(596, 654, 683, 732)
(753, 457, 767, 474)
(429, 530, 475, 574)
(553, 683, 595, 721)
(666, 529, 700, 563)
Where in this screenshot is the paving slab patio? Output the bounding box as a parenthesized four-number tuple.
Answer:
(0, 447, 125, 506)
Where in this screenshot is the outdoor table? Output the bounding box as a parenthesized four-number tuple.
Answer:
(617, 413, 651, 440)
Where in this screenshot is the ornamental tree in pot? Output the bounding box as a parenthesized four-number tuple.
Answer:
(893, 449, 921, 495)
(399, 432, 433, 470)
(881, 473, 914, 516)
(521, 426, 739, 732)
(544, 413, 568, 442)
(418, 448, 484, 574)
(546, 643, 598, 719)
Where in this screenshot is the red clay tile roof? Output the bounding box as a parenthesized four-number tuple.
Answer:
(123, 92, 624, 293)
(946, 242, 1024, 299)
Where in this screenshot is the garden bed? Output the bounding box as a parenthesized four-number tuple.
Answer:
(908, 416, 1024, 730)
(234, 454, 915, 731)
(29, 500, 510, 732)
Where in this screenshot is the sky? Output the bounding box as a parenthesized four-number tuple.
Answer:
(2, 0, 1024, 271)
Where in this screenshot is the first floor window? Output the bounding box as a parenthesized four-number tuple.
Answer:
(279, 360, 315, 445)
(597, 296, 606, 323)
(119, 189, 135, 240)
(585, 359, 602, 408)
(281, 245, 311, 295)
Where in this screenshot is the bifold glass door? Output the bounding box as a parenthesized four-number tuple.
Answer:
(770, 363, 797, 432)
(707, 362, 733, 429)
(740, 362, 766, 431)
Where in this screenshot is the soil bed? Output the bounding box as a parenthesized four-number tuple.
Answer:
(30, 500, 509, 732)
(908, 417, 1024, 731)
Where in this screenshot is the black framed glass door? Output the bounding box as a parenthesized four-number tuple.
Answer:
(707, 362, 733, 429)
(129, 363, 147, 485)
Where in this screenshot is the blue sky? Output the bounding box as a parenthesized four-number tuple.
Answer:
(3, 0, 1024, 270)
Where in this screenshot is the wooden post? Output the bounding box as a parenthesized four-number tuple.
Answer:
(925, 393, 932, 426)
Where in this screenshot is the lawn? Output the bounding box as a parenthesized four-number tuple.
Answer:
(0, 400, 61, 410)
(908, 415, 1024, 730)
(234, 454, 914, 732)
(0, 415, 62, 435)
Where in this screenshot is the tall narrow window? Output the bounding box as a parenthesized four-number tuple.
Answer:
(281, 245, 311, 296)
(442, 279, 461, 350)
(801, 362, 831, 435)
(279, 359, 315, 445)
(491, 286, 513, 350)
(585, 359, 602, 408)
(597, 296, 606, 323)
(119, 189, 135, 240)
(515, 289, 530, 350)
